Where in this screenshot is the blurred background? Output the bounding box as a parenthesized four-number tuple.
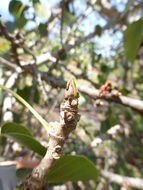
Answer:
(0, 0, 143, 189)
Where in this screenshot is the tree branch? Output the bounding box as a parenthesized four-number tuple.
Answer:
(24, 80, 80, 189)
(0, 57, 22, 73)
(2, 73, 19, 122)
(91, 125, 122, 148)
(0, 21, 24, 66)
(101, 170, 143, 189)
(41, 74, 143, 115)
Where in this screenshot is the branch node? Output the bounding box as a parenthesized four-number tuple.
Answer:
(48, 131, 65, 142)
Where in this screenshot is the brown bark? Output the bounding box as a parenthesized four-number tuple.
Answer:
(24, 80, 80, 190)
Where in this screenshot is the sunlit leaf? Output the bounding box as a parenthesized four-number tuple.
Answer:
(52, 45, 60, 52)
(37, 64, 48, 72)
(123, 19, 143, 62)
(34, 3, 51, 20)
(1, 122, 46, 156)
(48, 155, 98, 183)
(30, 0, 40, 4)
(15, 15, 27, 29)
(0, 38, 10, 53)
(9, 0, 23, 17)
(9, 0, 28, 28)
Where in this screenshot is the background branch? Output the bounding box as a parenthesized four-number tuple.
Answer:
(101, 170, 143, 189)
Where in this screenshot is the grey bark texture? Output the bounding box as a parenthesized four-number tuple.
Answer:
(24, 80, 80, 190)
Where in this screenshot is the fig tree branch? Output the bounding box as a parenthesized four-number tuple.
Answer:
(41, 74, 143, 115)
(101, 170, 143, 189)
(23, 80, 80, 189)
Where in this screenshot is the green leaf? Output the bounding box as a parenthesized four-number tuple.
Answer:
(17, 85, 39, 103)
(102, 119, 117, 133)
(48, 155, 98, 183)
(37, 64, 48, 72)
(9, 0, 23, 17)
(95, 25, 102, 36)
(123, 19, 143, 62)
(0, 37, 11, 53)
(9, 0, 28, 29)
(5, 21, 15, 32)
(16, 168, 32, 181)
(38, 23, 47, 36)
(16, 155, 98, 183)
(78, 94, 87, 109)
(63, 11, 76, 27)
(1, 122, 46, 156)
(15, 14, 27, 29)
(0, 85, 50, 132)
(30, 0, 40, 4)
(52, 45, 60, 52)
(1, 122, 33, 137)
(101, 107, 117, 133)
(9, 0, 28, 17)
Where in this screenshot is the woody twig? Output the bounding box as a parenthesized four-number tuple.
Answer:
(24, 80, 80, 190)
